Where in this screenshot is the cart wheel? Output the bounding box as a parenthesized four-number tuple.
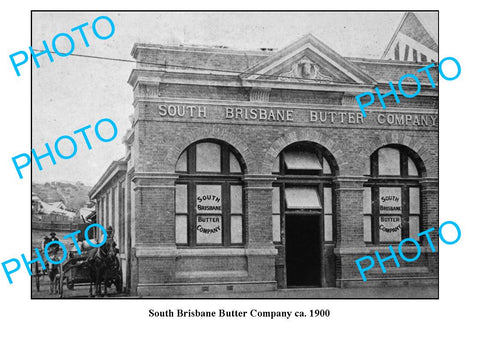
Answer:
(35, 262, 40, 292)
(58, 264, 64, 298)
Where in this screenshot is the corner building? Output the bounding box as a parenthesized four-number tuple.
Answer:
(89, 34, 439, 296)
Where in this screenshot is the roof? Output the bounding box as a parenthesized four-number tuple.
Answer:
(79, 207, 95, 220)
(416, 12, 438, 44)
(382, 12, 438, 59)
(51, 201, 67, 209)
(89, 159, 127, 199)
(38, 201, 76, 218)
(130, 33, 439, 87)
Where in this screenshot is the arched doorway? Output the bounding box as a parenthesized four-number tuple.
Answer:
(272, 142, 337, 288)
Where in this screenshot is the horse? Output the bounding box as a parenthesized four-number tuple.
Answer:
(46, 253, 60, 295)
(87, 240, 117, 297)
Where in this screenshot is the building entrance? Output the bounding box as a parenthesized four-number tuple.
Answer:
(285, 214, 322, 287)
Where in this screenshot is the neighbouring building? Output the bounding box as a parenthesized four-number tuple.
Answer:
(382, 12, 438, 62)
(89, 28, 439, 296)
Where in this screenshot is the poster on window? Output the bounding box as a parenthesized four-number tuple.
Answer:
(379, 187, 402, 214)
(196, 185, 222, 213)
(196, 215, 222, 244)
(379, 215, 402, 242)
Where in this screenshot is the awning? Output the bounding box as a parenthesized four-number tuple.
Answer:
(284, 150, 322, 170)
(285, 187, 322, 209)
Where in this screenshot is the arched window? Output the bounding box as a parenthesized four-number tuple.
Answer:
(364, 145, 424, 244)
(174, 140, 245, 246)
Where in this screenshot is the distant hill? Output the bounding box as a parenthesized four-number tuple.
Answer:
(32, 181, 92, 212)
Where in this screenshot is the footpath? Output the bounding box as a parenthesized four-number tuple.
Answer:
(154, 285, 439, 299)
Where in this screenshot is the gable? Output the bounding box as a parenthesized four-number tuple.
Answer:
(256, 49, 354, 84)
(382, 12, 438, 60)
(400, 12, 438, 51)
(241, 34, 376, 86)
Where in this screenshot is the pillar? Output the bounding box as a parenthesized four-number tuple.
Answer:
(420, 178, 439, 275)
(333, 176, 368, 287)
(132, 172, 178, 295)
(244, 175, 277, 282)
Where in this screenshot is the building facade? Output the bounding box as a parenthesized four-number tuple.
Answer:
(89, 33, 439, 296)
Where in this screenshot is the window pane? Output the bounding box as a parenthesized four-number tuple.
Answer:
(229, 152, 242, 173)
(379, 216, 402, 242)
(272, 187, 280, 214)
(324, 215, 333, 242)
(409, 216, 420, 240)
(378, 147, 400, 175)
(408, 157, 419, 176)
(379, 187, 402, 214)
(196, 215, 222, 244)
(284, 150, 322, 170)
(363, 216, 372, 242)
(196, 142, 221, 172)
(285, 187, 321, 209)
(323, 187, 332, 214)
(175, 215, 188, 244)
(409, 187, 420, 214)
(230, 185, 242, 214)
(323, 157, 332, 174)
(175, 184, 188, 213)
(196, 185, 222, 213)
(272, 214, 281, 243)
(363, 188, 372, 214)
(272, 155, 280, 173)
(176, 150, 187, 172)
(230, 215, 243, 244)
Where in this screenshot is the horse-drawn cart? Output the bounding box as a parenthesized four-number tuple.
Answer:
(32, 261, 44, 292)
(31, 250, 61, 294)
(57, 246, 123, 298)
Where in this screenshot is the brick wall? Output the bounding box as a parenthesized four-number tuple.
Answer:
(92, 42, 439, 295)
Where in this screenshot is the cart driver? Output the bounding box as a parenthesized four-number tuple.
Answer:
(41, 236, 51, 274)
(41, 235, 50, 250)
(106, 226, 118, 254)
(48, 232, 60, 253)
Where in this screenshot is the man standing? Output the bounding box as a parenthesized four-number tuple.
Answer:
(48, 232, 60, 254)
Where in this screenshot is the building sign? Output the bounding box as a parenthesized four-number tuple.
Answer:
(196, 185, 222, 244)
(379, 187, 402, 214)
(196, 215, 222, 244)
(196, 185, 222, 212)
(379, 187, 402, 242)
(379, 216, 402, 242)
(379, 216, 402, 233)
(155, 102, 438, 127)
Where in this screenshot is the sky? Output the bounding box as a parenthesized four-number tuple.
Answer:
(31, 11, 437, 186)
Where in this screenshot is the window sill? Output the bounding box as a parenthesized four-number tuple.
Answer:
(136, 245, 277, 257)
(334, 246, 436, 255)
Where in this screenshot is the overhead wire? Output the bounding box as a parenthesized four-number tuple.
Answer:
(31, 49, 339, 83)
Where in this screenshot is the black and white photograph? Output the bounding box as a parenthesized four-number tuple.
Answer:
(0, 2, 478, 339)
(30, 11, 439, 299)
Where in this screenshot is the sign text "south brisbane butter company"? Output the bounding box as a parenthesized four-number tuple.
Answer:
(355, 57, 461, 117)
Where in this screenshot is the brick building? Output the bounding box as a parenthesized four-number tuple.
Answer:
(89, 33, 439, 296)
(382, 12, 438, 62)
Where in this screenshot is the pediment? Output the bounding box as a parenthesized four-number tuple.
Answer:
(241, 34, 375, 85)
